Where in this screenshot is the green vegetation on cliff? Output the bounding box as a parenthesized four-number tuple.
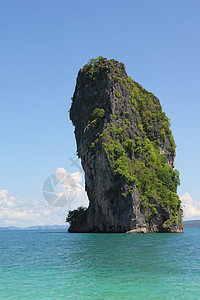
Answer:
(66, 207, 86, 227)
(83, 57, 182, 223)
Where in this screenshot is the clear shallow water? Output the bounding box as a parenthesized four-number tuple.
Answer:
(0, 229, 199, 299)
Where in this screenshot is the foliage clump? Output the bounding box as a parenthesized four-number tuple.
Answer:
(66, 207, 87, 226)
(83, 56, 109, 85)
(87, 108, 105, 128)
(91, 108, 105, 119)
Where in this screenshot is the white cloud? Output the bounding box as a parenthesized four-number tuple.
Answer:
(42, 168, 88, 208)
(0, 189, 8, 199)
(180, 192, 200, 220)
(0, 168, 89, 227)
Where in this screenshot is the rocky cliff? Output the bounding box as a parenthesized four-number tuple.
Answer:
(69, 57, 183, 233)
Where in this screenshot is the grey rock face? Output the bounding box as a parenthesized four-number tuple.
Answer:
(69, 58, 183, 233)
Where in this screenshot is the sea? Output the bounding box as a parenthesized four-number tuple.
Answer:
(0, 229, 199, 299)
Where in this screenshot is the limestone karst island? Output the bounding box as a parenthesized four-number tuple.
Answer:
(68, 57, 183, 233)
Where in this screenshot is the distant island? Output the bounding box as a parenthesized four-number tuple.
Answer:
(0, 225, 68, 230)
(0, 222, 199, 230)
(183, 220, 200, 228)
(68, 57, 183, 233)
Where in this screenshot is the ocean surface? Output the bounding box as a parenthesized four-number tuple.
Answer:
(0, 229, 199, 299)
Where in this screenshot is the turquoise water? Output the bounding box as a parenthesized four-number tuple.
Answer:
(0, 229, 199, 299)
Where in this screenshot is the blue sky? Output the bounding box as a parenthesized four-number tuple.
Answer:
(0, 0, 200, 226)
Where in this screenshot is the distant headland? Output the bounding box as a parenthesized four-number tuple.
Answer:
(0, 225, 68, 230)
